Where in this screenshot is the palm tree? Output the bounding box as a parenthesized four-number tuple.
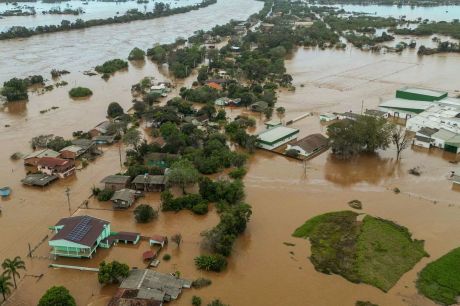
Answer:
(2, 256, 26, 288)
(0, 274, 13, 301)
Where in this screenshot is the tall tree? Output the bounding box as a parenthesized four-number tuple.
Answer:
(0, 275, 13, 302)
(391, 125, 411, 160)
(107, 102, 124, 118)
(167, 159, 200, 194)
(38, 286, 76, 306)
(122, 129, 142, 153)
(2, 256, 26, 288)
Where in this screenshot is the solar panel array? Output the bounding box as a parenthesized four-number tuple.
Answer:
(66, 216, 93, 242)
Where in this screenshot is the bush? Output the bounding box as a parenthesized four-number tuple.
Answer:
(195, 254, 227, 272)
(162, 193, 207, 214)
(192, 278, 212, 289)
(191, 202, 209, 215)
(192, 296, 202, 306)
(1, 78, 28, 101)
(134, 204, 158, 223)
(228, 167, 247, 179)
(95, 59, 128, 74)
(97, 189, 114, 201)
(38, 286, 76, 306)
(162, 254, 171, 261)
(69, 87, 93, 98)
(128, 47, 146, 60)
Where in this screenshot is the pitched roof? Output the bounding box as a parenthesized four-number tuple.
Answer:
(432, 128, 457, 141)
(60, 145, 84, 153)
(290, 134, 329, 153)
(101, 175, 132, 185)
(23, 149, 60, 160)
(72, 139, 94, 149)
(206, 82, 223, 91)
(37, 157, 74, 168)
(417, 127, 439, 137)
(111, 189, 136, 202)
(21, 174, 58, 186)
(132, 175, 166, 185)
(150, 235, 167, 243)
(50, 215, 109, 247)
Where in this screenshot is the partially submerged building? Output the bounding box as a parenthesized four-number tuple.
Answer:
(37, 157, 75, 178)
(59, 145, 86, 160)
(89, 121, 111, 138)
(131, 174, 167, 192)
(117, 269, 191, 303)
(396, 87, 448, 102)
(101, 175, 132, 191)
(21, 173, 58, 187)
(413, 127, 439, 149)
(111, 189, 137, 209)
(256, 126, 299, 150)
(23, 149, 60, 166)
(48, 215, 111, 258)
(285, 134, 329, 158)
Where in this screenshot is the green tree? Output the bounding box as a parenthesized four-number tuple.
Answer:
(38, 286, 76, 306)
(0, 275, 13, 302)
(134, 204, 157, 223)
(167, 159, 200, 194)
(1, 78, 28, 101)
(98, 261, 129, 285)
(2, 256, 26, 288)
(122, 129, 142, 153)
(128, 47, 146, 60)
(107, 102, 124, 118)
(194, 254, 227, 272)
(192, 295, 202, 306)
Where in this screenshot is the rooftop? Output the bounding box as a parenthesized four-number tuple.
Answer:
(257, 126, 299, 143)
(101, 175, 132, 185)
(398, 87, 447, 98)
(132, 175, 167, 185)
(379, 98, 433, 112)
(417, 127, 439, 137)
(21, 173, 58, 186)
(37, 157, 73, 168)
(290, 134, 329, 153)
(51, 215, 109, 247)
(111, 189, 136, 202)
(60, 145, 83, 153)
(432, 128, 457, 141)
(23, 149, 60, 160)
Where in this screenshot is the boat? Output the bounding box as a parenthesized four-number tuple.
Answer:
(0, 187, 11, 197)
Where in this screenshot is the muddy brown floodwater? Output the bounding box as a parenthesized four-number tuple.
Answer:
(1, 7, 460, 305)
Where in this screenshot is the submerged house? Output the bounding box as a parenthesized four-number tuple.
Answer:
(48, 215, 111, 258)
(285, 134, 329, 158)
(59, 145, 86, 160)
(101, 175, 132, 191)
(89, 121, 111, 138)
(23, 149, 60, 167)
(132, 174, 168, 192)
(256, 126, 299, 150)
(21, 173, 58, 187)
(111, 189, 137, 209)
(37, 157, 75, 178)
(413, 127, 439, 149)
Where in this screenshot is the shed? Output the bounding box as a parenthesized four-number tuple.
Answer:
(286, 134, 329, 158)
(143, 250, 157, 261)
(101, 175, 132, 191)
(319, 113, 338, 122)
(111, 189, 137, 209)
(396, 87, 448, 102)
(149, 235, 168, 248)
(132, 174, 167, 192)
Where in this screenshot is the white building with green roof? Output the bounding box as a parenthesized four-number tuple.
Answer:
(256, 126, 299, 150)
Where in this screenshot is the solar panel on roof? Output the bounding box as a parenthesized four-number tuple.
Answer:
(66, 216, 93, 242)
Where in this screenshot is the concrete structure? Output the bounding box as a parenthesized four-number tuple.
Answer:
(264, 120, 282, 129)
(101, 175, 132, 191)
(286, 134, 329, 158)
(37, 157, 75, 178)
(256, 126, 299, 150)
(413, 127, 438, 148)
(379, 98, 433, 118)
(432, 129, 458, 150)
(396, 87, 448, 102)
(131, 174, 167, 192)
(319, 113, 338, 122)
(406, 103, 460, 134)
(49, 216, 111, 258)
(111, 189, 137, 209)
(119, 269, 191, 303)
(23, 149, 60, 166)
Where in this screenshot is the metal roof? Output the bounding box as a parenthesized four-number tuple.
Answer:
(51, 215, 109, 247)
(432, 128, 457, 141)
(257, 126, 299, 143)
(23, 149, 60, 160)
(399, 87, 447, 97)
(379, 98, 433, 111)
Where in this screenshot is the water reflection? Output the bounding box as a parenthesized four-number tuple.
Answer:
(324, 153, 402, 186)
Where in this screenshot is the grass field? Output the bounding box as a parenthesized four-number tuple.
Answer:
(417, 247, 460, 305)
(293, 211, 428, 292)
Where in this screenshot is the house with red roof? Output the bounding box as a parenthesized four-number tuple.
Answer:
(37, 157, 75, 178)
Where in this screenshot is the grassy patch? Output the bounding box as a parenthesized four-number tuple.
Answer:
(417, 247, 460, 305)
(293, 211, 428, 292)
(356, 216, 428, 291)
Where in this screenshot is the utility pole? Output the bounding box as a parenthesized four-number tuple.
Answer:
(361, 100, 364, 115)
(65, 187, 71, 216)
(118, 142, 123, 170)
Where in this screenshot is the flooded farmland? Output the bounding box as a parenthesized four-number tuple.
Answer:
(1, 1, 460, 305)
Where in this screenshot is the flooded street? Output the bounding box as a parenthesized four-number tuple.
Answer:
(1, 1, 460, 305)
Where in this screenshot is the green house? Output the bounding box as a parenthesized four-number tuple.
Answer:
(49, 215, 111, 258)
(396, 87, 448, 102)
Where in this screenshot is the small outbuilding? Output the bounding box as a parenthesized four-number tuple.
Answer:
(21, 173, 58, 187)
(149, 235, 168, 248)
(111, 189, 137, 209)
(59, 145, 86, 160)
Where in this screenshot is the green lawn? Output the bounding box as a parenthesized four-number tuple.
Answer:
(417, 247, 460, 305)
(293, 211, 428, 292)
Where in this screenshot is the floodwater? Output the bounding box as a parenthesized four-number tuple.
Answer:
(330, 3, 460, 21)
(0, 0, 263, 83)
(1, 2, 460, 306)
(0, 0, 202, 32)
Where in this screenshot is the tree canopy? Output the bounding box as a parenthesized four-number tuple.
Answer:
(38, 286, 76, 306)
